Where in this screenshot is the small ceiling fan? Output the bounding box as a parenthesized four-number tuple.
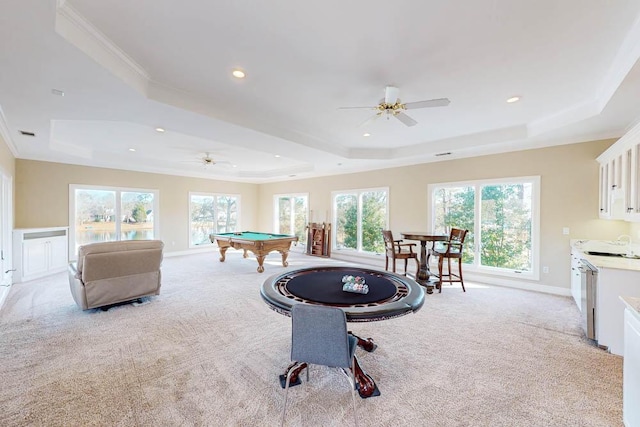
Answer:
(184, 152, 232, 169)
(339, 86, 450, 127)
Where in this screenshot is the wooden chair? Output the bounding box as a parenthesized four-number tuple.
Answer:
(432, 228, 468, 292)
(381, 230, 419, 277)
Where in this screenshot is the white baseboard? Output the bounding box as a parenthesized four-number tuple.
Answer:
(0, 283, 11, 312)
(464, 272, 571, 296)
(331, 253, 571, 297)
(164, 246, 217, 257)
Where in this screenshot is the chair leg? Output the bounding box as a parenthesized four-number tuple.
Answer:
(392, 258, 396, 273)
(347, 364, 358, 427)
(458, 258, 465, 292)
(438, 256, 444, 293)
(403, 258, 408, 275)
(414, 257, 419, 278)
(385, 256, 389, 272)
(281, 365, 297, 427)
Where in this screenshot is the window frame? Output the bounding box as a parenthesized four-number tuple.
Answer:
(428, 176, 540, 280)
(331, 187, 389, 255)
(188, 191, 241, 248)
(69, 184, 160, 261)
(273, 192, 309, 245)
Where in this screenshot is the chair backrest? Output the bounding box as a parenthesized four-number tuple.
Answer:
(381, 230, 396, 256)
(447, 228, 468, 254)
(291, 304, 351, 369)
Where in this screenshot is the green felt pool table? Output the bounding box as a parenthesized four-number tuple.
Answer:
(209, 231, 299, 273)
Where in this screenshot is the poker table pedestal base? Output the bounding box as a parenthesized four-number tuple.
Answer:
(279, 333, 381, 399)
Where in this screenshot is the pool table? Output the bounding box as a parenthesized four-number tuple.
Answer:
(209, 231, 299, 273)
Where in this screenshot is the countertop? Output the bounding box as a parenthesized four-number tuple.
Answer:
(621, 296, 640, 322)
(571, 239, 640, 272)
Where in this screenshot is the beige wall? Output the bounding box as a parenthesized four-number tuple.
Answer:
(15, 160, 258, 253)
(258, 139, 631, 291)
(0, 135, 15, 178)
(13, 139, 634, 291)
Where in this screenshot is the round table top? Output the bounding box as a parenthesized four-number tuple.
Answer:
(401, 231, 449, 241)
(260, 265, 425, 322)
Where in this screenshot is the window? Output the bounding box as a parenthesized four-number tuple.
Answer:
(429, 177, 539, 278)
(332, 188, 388, 254)
(70, 185, 159, 259)
(189, 192, 240, 246)
(274, 194, 308, 246)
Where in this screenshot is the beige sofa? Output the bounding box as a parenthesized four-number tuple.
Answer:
(68, 240, 164, 310)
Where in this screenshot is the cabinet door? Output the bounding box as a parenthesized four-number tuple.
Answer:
(624, 309, 640, 426)
(48, 237, 68, 270)
(599, 163, 610, 217)
(22, 239, 49, 277)
(570, 250, 582, 310)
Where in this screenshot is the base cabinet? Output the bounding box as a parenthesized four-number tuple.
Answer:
(13, 227, 69, 283)
(624, 308, 640, 426)
(597, 268, 640, 355)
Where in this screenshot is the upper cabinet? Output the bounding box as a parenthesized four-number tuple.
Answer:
(597, 122, 640, 221)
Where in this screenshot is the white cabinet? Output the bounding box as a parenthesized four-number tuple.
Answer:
(13, 227, 69, 283)
(597, 122, 640, 221)
(596, 267, 640, 355)
(623, 307, 640, 427)
(570, 248, 582, 309)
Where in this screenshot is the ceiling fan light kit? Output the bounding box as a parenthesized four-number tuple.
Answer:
(341, 85, 450, 127)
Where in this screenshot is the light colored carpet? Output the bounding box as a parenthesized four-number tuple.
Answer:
(0, 250, 623, 426)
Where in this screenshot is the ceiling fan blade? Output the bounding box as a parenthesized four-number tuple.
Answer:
(384, 86, 400, 104)
(359, 113, 381, 128)
(404, 98, 451, 109)
(395, 112, 418, 127)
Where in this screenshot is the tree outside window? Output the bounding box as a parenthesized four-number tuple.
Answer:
(190, 193, 239, 246)
(71, 185, 158, 257)
(275, 194, 308, 245)
(333, 189, 387, 254)
(431, 178, 537, 275)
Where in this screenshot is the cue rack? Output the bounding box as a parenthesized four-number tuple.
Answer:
(306, 222, 331, 257)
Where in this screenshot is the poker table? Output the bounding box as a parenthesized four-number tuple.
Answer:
(261, 265, 425, 398)
(209, 231, 298, 273)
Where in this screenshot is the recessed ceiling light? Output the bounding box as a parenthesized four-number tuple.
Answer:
(51, 89, 65, 97)
(232, 69, 246, 79)
(155, 127, 165, 133)
(232, 164, 237, 168)
(506, 96, 521, 103)
(129, 148, 136, 152)
(274, 154, 281, 158)
(363, 133, 371, 137)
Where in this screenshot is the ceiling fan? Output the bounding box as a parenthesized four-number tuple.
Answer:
(339, 86, 450, 127)
(185, 152, 232, 169)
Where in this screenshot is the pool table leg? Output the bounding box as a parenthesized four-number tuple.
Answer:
(279, 250, 290, 267)
(255, 255, 266, 273)
(242, 249, 249, 258)
(218, 247, 228, 262)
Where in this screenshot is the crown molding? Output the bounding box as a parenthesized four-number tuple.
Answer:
(596, 12, 640, 111)
(55, 1, 150, 96)
(0, 106, 19, 157)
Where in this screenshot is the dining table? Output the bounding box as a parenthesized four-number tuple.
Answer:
(401, 231, 449, 294)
